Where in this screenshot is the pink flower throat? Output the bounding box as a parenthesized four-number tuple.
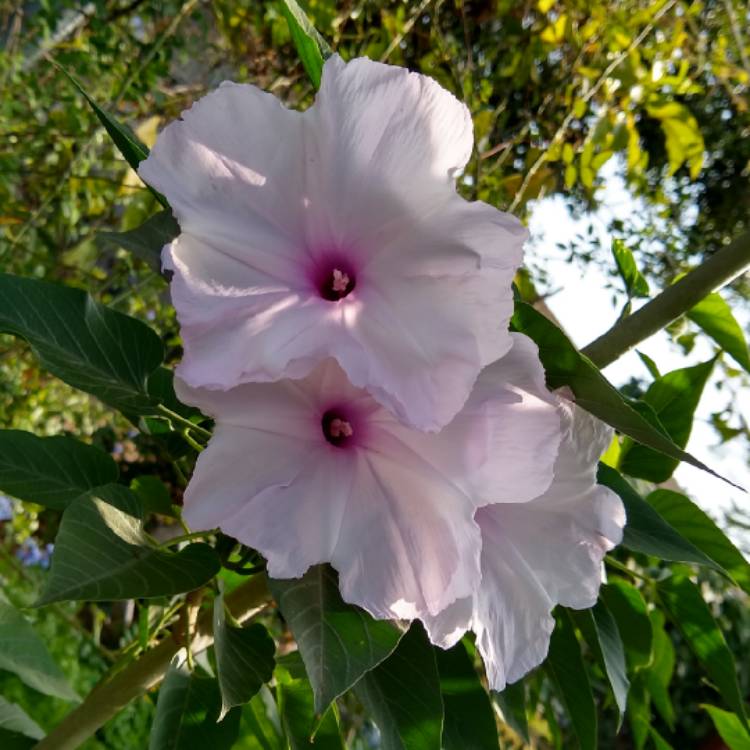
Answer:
(318, 267, 356, 301)
(322, 409, 355, 448)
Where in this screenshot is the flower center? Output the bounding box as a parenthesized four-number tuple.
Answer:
(320, 267, 356, 301)
(322, 410, 354, 447)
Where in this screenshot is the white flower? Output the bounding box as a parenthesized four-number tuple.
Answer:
(422, 400, 626, 691)
(139, 55, 526, 431)
(175, 334, 560, 621)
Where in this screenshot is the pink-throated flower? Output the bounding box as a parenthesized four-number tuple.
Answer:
(421, 401, 626, 691)
(139, 55, 526, 431)
(175, 334, 561, 621)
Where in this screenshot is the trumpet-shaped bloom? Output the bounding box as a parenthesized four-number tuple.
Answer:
(422, 400, 625, 691)
(139, 55, 526, 431)
(176, 334, 560, 621)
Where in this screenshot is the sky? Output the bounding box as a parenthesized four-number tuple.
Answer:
(527, 161, 750, 529)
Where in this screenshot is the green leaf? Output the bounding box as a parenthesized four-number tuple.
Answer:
(703, 704, 750, 750)
(626, 675, 650, 750)
(279, 0, 332, 89)
(213, 589, 275, 719)
(649, 727, 674, 750)
(99, 210, 179, 275)
(511, 302, 730, 485)
(277, 677, 344, 750)
(636, 350, 661, 379)
(493, 680, 529, 743)
(0, 429, 118, 511)
(597, 464, 722, 572)
(149, 659, 241, 750)
(355, 622, 443, 750)
(658, 574, 748, 730)
(436, 641, 498, 750)
(612, 239, 649, 298)
(619, 358, 715, 482)
(546, 610, 596, 750)
(647, 488, 750, 594)
(645, 610, 675, 730)
(600, 579, 652, 670)
(0, 696, 44, 750)
(0, 273, 164, 415)
(38, 484, 220, 604)
(55, 62, 168, 207)
(574, 600, 629, 726)
(269, 564, 403, 713)
(238, 686, 285, 750)
(0, 592, 78, 700)
(688, 292, 750, 373)
(130, 476, 176, 517)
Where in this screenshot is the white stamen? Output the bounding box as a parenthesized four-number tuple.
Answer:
(331, 268, 350, 293)
(329, 418, 353, 438)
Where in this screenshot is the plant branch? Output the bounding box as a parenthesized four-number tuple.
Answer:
(34, 575, 270, 750)
(582, 230, 750, 368)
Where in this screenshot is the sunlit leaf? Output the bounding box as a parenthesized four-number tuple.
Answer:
(279, 0, 332, 89)
(703, 704, 750, 750)
(688, 292, 750, 373)
(38, 484, 220, 604)
(612, 239, 649, 298)
(0, 696, 44, 750)
(0, 430, 118, 511)
(269, 564, 403, 713)
(645, 610, 675, 730)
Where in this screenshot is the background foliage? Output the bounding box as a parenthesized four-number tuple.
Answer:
(0, 0, 749, 748)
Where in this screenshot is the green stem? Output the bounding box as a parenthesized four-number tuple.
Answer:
(605, 555, 653, 584)
(157, 529, 217, 548)
(181, 428, 205, 453)
(582, 229, 750, 368)
(157, 404, 212, 440)
(34, 576, 269, 750)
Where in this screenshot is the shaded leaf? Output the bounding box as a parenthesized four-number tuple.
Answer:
(38, 484, 220, 604)
(279, 0, 332, 89)
(0, 696, 44, 750)
(99, 210, 179, 275)
(355, 622, 443, 750)
(511, 302, 730, 485)
(213, 590, 275, 719)
(130, 476, 176, 517)
(600, 579, 652, 670)
(626, 675, 650, 750)
(0, 273, 164, 415)
(269, 564, 403, 713)
(703, 704, 750, 750)
(0, 592, 78, 701)
(688, 292, 750, 373)
(612, 239, 649, 298)
(598, 464, 722, 572)
(238, 686, 285, 750)
(645, 610, 675, 730)
(648, 488, 750, 594)
(546, 610, 596, 750)
(619, 359, 715, 482)
(436, 641, 498, 750)
(149, 659, 240, 750)
(658, 574, 748, 730)
(493, 679, 529, 743)
(277, 676, 343, 750)
(0, 430, 118, 511)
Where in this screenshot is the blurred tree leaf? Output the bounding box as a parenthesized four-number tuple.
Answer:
(99, 210, 179, 275)
(687, 292, 750, 373)
(493, 679, 529, 743)
(619, 358, 715, 482)
(277, 676, 344, 750)
(0, 592, 78, 701)
(546, 610, 596, 750)
(130, 476, 176, 518)
(0, 273, 164, 415)
(213, 589, 275, 719)
(658, 574, 748, 730)
(647, 488, 750, 594)
(703, 704, 750, 750)
(355, 622, 443, 750)
(269, 564, 403, 713)
(612, 239, 650, 298)
(645, 610, 675, 730)
(436, 640, 498, 750)
(0, 430, 118, 511)
(0, 696, 44, 750)
(237, 686, 285, 750)
(149, 659, 241, 750)
(598, 464, 723, 573)
(38, 484, 220, 604)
